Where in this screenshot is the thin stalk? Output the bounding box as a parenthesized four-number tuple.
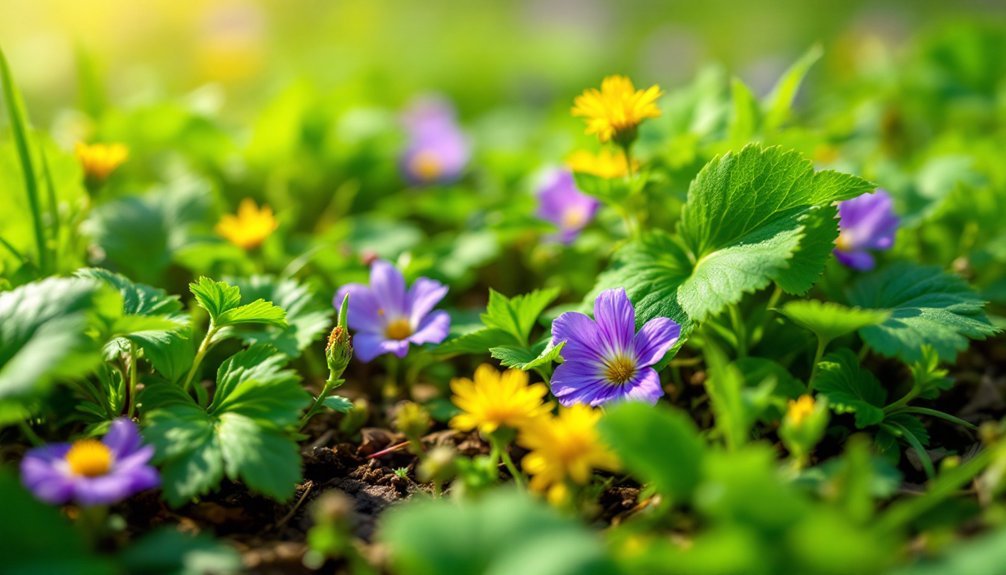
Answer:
(126, 342, 139, 418)
(807, 337, 830, 390)
(39, 142, 60, 271)
(299, 377, 344, 429)
(488, 434, 525, 488)
(0, 235, 27, 262)
(182, 324, 218, 393)
(17, 419, 43, 446)
(728, 305, 748, 359)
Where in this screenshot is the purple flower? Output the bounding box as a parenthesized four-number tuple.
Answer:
(550, 288, 680, 406)
(536, 169, 600, 244)
(400, 97, 470, 185)
(335, 260, 451, 362)
(20, 418, 159, 506)
(834, 190, 899, 271)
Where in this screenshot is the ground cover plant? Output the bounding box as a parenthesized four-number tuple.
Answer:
(3, 4, 1006, 574)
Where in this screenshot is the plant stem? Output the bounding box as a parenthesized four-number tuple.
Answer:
(488, 434, 525, 487)
(126, 342, 139, 418)
(17, 419, 43, 446)
(807, 337, 830, 391)
(300, 377, 343, 429)
(182, 324, 217, 393)
(728, 305, 748, 358)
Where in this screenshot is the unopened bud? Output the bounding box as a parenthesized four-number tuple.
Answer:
(394, 401, 431, 440)
(418, 445, 457, 484)
(326, 294, 353, 378)
(780, 394, 829, 465)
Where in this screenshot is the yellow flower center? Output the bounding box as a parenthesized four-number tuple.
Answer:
(385, 317, 413, 340)
(561, 207, 588, 230)
(787, 395, 816, 426)
(411, 150, 442, 181)
(65, 439, 113, 477)
(835, 232, 853, 252)
(604, 355, 637, 385)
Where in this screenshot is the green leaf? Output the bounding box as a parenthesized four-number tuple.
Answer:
(379, 489, 616, 575)
(434, 327, 521, 356)
(677, 145, 872, 320)
(489, 340, 564, 371)
(599, 402, 705, 504)
(322, 395, 353, 413)
(812, 350, 887, 428)
(481, 287, 560, 345)
(0, 277, 107, 423)
(217, 412, 302, 501)
(144, 345, 308, 505)
(887, 527, 1006, 575)
(208, 344, 308, 427)
(0, 471, 114, 574)
(118, 529, 241, 575)
(763, 44, 823, 130)
(229, 275, 332, 357)
(190, 277, 287, 329)
(848, 263, 997, 363)
(779, 300, 890, 344)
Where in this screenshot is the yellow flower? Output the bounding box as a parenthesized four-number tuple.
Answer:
(786, 395, 816, 426)
(565, 149, 637, 179)
(518, 404, 620, 501)
(216, 198, 278, 250)
(449, 364, 551, 435)
(572, 75, 662, 144)
(75, 142, 128, 182)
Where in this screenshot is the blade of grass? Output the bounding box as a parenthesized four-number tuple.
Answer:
(39, 142, 60, 271)
(0, 47, 49, 275)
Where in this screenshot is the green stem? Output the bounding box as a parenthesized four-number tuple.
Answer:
(807, 337, 830, 391)
(126, 342, 139, 418)
(488, 434, 525, 487)
(76, 505, 108, 548)
(182, 324, 217, 393)
(883, 387, 920, 415)
(300, 377, 343, 429)
(728, 305, 748, 359)
(39, 142, 60, 271)
(17, 419, 43, 446)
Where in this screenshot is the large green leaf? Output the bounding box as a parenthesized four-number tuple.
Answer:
(0, 277, 110, 423)
(779, 300, 890, 344)
(143, 344, 309, 505)
(812, 350, 886, 428)
(848, 263, 997, 363)
(379, 489, 616, 575)
(599, 402, 705, 504)
(189, 277, 287, 329)
(481, 287, 560, 346)
(229, 275, 332, 357)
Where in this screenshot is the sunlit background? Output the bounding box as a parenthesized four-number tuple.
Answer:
(3, 0, 1005, 122)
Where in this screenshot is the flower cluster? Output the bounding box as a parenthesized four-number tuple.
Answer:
(216, 198, 278, 250)
(20, 418, 159, 506)
(551, 288, 680, 407)
(400, 97, 470, 185)
(335, 260, 450, 362)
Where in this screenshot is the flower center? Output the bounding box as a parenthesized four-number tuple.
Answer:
(385, 317, 413, 340)
(835, 232, 853, 252)
(411, 150, 442, 181)
(65, 439, 113, 477)
(604, 355, 637, 385)
(561, 207, 587, 230)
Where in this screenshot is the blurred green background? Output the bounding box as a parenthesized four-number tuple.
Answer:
(3, 0, 1005, 121)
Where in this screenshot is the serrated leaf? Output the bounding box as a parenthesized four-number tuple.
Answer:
(208, 344, 308, 427)
(779, 300, 890, 344)
(229, 275, 331, 357)
(481, 287, 560, 345)
(489, 340, 564, 371)
(812, 349, 887, 428)
(848, 263, 997, 363)
(599, 402, 705, 503)
(217, 412, 301, 501)
(0, 277, 106, 423)
(190, 277, 287, 329)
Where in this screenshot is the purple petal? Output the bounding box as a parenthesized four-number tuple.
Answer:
(593, 288, 635, 356)
(632, 317, 681, 367)
(407, 278, 448, 326)
(353, 333, 411, 362)
(102, 418, 141, 458)
(838, 190, 899, 252)
(21, 448, 74, 504)
(370, 260, 408, 318)
(113, 445, 155, 471)
(408, 310, 450, 346)
(834, 249, 876, 271)
(620, 368, 665, 404)
(550, 362, 612, 406)
(551, 311, 605, 362)
(73, 474, 138, 506)
(536, 170, 599, 244)
(336, 283, 385, 334)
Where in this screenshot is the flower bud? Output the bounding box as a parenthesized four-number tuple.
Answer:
(393, 401, 431, 441)
(326, 294, 353, 378)
(780, 394, 829, 465)
(418, 445, 457, 485)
